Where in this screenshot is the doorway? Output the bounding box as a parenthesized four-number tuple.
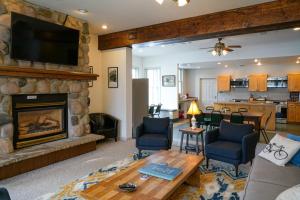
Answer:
(199, 78, 217, 108)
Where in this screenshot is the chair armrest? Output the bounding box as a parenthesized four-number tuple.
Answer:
(136, 124, 144, 138)
(205, 128, 219, 144)
(0, 188, 11, 200)
(168, 122, 173, 148)
(242, 132, 259, 163)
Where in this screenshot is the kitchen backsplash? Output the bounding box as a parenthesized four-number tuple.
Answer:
(217, 88, 290, 102)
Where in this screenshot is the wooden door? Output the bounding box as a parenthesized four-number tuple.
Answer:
(257, 74, 267, 92)
(288, 103, 296, 122)
(217, 75, 231, 92)
(248, 75, 258, 91)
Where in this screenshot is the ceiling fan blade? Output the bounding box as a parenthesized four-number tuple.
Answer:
(227, 45, 241, 48)
(224, 48, 234, 52)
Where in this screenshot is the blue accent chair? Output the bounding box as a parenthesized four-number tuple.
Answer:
(205, 120, 258, 177)
(0, 188, 11, 200)
(136, 117, 173, 156)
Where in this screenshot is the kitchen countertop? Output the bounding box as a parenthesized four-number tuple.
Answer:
(215, 101, 277, 106)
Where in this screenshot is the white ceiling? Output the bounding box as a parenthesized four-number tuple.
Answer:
(132, 28, 300, 63)
(27, 0, 273, 34)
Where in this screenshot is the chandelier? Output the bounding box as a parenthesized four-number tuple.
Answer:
(156, 0, 190, 7)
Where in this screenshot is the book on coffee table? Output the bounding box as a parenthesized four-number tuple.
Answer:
(138, 163, 182, 181)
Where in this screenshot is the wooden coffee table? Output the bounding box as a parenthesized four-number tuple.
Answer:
(81, 150, 204, 200)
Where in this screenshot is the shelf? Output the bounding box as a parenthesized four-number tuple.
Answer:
(0, 66, 99, 80)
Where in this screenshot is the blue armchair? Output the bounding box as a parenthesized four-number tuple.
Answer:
(136, 117, 173, 156)
(0, 188, 11, 200)
(205, 120, 258, 177)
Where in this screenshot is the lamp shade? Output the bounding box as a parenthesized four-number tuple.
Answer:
(187, 101, 201, 115)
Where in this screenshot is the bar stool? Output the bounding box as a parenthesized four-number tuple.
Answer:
(260, 112, 272, 143)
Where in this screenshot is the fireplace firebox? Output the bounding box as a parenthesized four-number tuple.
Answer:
(12, 94, 68, 149)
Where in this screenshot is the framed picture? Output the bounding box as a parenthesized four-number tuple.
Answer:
(108, 67, 118, 88)
(88, 66, 93, 87)
(162, 75, 176, 87)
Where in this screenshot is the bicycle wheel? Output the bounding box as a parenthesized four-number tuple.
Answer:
(263, 144, 272, 153)
(274, 150, 288, 160)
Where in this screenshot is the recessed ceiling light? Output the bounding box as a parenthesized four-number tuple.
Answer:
(224, 65, 228, 68)
(293, 27, 300, 31)
(217, 62, 221, 65)
(161, 45, 165, 47)
(156, 0, 164, 4)
(101, 24, 108, 30)
(257, 61, 262, 66)
(254, 59, 258, 63)
(296, 60, 300, 64)
(78, 9, 88, 14)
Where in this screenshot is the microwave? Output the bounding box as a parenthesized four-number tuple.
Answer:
(230, 78, 248, 88)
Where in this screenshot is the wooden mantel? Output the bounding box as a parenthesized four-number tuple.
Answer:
(0, 66, 99, 80)
(98, 0, 300, 50)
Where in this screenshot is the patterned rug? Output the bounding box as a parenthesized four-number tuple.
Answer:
(36, 152, 249, 200)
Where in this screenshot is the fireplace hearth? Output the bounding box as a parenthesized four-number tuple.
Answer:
(12, 94, 68, 149)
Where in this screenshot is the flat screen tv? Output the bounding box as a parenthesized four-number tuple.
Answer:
(11, 12, 79, 66)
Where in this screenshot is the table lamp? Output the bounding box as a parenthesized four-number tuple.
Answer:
(187, 101, 201, 130)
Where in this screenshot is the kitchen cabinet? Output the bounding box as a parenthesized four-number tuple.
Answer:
(248, 74, 267, 92)
(288, 74, 300, 92)
(217, 75, 231, 92)
(288, 102, 300, 123)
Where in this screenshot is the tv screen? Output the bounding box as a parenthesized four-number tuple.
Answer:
(11, 12, 79, 66)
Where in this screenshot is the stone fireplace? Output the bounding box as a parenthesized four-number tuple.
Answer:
(12, 94, 68, 149)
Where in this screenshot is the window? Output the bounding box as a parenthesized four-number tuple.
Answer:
(132, 68, 139, 79)
(178, 69, 183, 95)
(145, 68, 161, 105)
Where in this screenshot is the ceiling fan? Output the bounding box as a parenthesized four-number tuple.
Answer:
(199, 38, 242, 56)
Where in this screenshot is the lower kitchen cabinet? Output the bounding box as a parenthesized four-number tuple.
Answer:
(288, 102, 300, 123)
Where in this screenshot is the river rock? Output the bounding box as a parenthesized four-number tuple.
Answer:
(0, 123, 13, 139)
(0, 113, 12, 126)
(69, 82, 82, 93)
(0, 3, 7, 15)
(0, 14, 10, 28)
(0, 82, 20, 94)
(85, 124, 90, 134)
(20, 82, 36, 93)
(71, 116, 79, 126)
(70, 101, 83, 115)
(0, 26, 10, 42)
(36, 80, 50, 93)
(69, 124, 84, 137)
(0, 138, 13, 154)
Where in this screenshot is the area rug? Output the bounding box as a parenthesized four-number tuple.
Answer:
(36, 152, 249, 200)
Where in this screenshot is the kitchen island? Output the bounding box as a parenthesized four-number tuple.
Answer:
(214, 102, 276, 131)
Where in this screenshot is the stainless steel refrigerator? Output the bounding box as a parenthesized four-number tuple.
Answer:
(132, 79, 148, 138)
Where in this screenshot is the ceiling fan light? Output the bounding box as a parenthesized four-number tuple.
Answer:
(156, 0, 164, 4)
(296, 60, 300, 64)
(212, 50, 217, 56)
(257, 61, 262, 66)
(177, 0, 189, 7)
(222, 50, 228, 56)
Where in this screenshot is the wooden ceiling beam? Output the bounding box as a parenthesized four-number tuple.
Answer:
(98, 0, 300, 50)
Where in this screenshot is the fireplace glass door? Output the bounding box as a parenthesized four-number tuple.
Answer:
(18, 108, 64, 140)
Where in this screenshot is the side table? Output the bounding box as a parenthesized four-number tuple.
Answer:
(179, 127, 205, 156)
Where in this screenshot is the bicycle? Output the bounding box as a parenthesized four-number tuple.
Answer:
(263, 142, 288, 160)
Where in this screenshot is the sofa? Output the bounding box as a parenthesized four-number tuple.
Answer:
(243, 144, 300, 200)
(89, 113, 118, 141)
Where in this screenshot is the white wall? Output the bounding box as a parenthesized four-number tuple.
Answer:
(89, 34, 103, 113)
(135, 55, 179, 110)
(101, 48, 132, 140)
(184, 63, 300, 102)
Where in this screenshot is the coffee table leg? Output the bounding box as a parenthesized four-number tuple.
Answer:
(180, 132, 184, 152)
(186, 169, 201, 187)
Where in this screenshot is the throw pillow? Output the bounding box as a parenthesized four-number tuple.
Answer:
(258, 134, 300, 166)
(287, 134, 300, 167)
(276, 184, 300, 200)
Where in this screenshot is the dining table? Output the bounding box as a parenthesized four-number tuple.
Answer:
(202, 110, 264, 132)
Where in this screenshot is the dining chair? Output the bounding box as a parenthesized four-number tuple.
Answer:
(148, 105, 155, 117)
(230, 112, 244, 124)
(153, 104, 162, 118)
(260, 112, 272, 143)
(210, 111, 223, 130)
(222, 107, 231, 112)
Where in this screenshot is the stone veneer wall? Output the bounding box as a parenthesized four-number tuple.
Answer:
(0, 0, 92, 154)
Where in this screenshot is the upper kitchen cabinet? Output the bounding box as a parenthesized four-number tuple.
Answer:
(248, 74, 267, 92)
(217, 75, 231, 92)
(288, 74, 300, 92)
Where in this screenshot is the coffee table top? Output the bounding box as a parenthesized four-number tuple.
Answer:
(81, 150, 204, 200)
